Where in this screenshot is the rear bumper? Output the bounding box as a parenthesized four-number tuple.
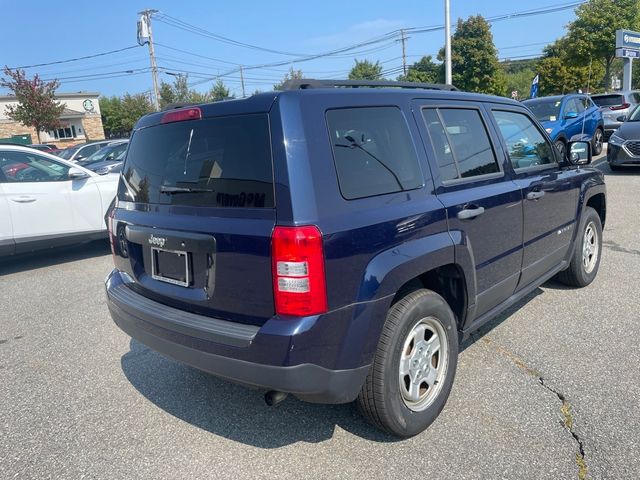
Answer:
(105, 269, 374, 403)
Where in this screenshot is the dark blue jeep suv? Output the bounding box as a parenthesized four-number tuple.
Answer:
(105, 80, 606, 437)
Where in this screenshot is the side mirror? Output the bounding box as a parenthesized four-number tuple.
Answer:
(567, 141, 592, 165)
(68, 166, 90, 180)
(564, 112, 579, 119)
(617, 115, 627, 122)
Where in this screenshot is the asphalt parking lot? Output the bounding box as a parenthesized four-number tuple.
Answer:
(1, 154, 638, 480)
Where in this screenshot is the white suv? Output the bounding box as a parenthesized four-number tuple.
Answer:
(0, 145, 118, 256)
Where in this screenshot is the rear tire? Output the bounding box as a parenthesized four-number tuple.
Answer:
(557, 206, 602, 287)
(356, 289, 458, 437)
(592, 128, 604, 156)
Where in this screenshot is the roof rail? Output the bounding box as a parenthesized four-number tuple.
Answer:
(282, 78, 458, 91)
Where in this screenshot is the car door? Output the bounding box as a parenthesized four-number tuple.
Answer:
(562, 97, 585, 141)
(488, 107, 579, 290)
(581, 96, 599, 136)
(68, 170, 106, 233)
(0, 150, 75, 249)
(0, 178, 15, 256)
(415, 101, 523, 318)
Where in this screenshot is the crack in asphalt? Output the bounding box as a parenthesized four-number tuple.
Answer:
(602, 240, 640, 257)
(477, 336, 588, 480)
(538, 378, 588, 480)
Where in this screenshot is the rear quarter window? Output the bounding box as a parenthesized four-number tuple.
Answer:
(326, 106, 423, 200)
(118, 114, 274, 208)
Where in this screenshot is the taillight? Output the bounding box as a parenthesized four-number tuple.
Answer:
(610, 103, 630, 111)
(161, 106, 202, 124)
(107, 204, 117, 258)
(272, 226, 328, 316)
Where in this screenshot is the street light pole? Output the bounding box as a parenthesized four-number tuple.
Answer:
(444, 0, 452, 85)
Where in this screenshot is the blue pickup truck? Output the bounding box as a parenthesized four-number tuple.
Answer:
(105, 80, 606, 437)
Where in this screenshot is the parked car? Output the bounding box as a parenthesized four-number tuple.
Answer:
(105, 80, 606, 437)
(606, 104, 640, 170)
(57, 140, 115, 162)
(28, 144, 60, 155)
(523, 94, 604, 159)
(591, 91, 640, 141)
(77, 140, 128, 173)
(0, 145, 118, 256)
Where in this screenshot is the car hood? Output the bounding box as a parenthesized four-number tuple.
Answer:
(540, 119, 561, 131)
(614, 121, 640, 139)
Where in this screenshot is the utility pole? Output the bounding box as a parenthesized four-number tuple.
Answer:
(139, 9, 160, 111)
(240, 66, 246, 98)
(444, 0, 452, 85)
(400, 29, 408, 77)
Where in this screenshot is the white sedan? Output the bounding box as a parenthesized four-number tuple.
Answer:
(0, 145, 119, 256)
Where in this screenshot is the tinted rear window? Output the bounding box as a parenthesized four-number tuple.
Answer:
(118, 114, 273, 208)
(591, 95, 624, 107)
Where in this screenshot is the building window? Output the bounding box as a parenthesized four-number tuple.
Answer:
(50, 125, 77, 140)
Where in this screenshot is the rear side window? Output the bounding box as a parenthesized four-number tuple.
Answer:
(423, 108, 500, 181)
(118, 114, 273, 208)
(591, 95, 624, 107)
(326, 107, 423, 200)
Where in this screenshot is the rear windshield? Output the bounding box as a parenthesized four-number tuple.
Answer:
(524, 99, 562, 122)
(591, 95, 624, 107)
(118, 114, 273, 208)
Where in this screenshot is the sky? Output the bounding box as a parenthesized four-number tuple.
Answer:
(0, 0, 581, 99)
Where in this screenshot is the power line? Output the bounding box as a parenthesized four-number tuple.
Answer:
(8, 45, 141, 70)
(155, 13, 309, 56)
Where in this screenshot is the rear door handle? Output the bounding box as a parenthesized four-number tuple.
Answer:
(457, 206, 485, 220)
(10, 196, 36, 203)
(526, 191, 545, 201)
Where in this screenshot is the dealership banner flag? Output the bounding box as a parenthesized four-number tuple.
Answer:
(530, 74, 539, 99)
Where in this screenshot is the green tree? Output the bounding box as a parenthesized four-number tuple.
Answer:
(208, 79, 232, 101)
(158, 74, 209, 107)
(99, 93, 153, 137)
(566, 0, 640, 89)
(502, 59, 536, 99)
(535, 38, 604, 96)
(274, 67, 304, 90)
(348, 59, 383, 80)
(0, 67, 65, 142)
(397, 56, 440, 83)
(439, 15, 506, 95)
(158, 81, 176, 108)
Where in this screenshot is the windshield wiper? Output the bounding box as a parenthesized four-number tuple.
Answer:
(160, 185, 216, 194)
(335, 135, 404, 190)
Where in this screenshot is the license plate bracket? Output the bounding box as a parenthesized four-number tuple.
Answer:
(151, 247, 190, 287)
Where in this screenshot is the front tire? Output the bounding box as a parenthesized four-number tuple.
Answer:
(357, 289, 458, 437)
(557, 206, 602, 287)
(592, 128, 604, 156)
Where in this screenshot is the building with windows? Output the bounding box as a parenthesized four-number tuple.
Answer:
(0, 92, 105, 147)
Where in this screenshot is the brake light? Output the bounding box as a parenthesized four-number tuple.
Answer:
(272, 226, 328, 316)
(610, 103, 630, 111)
(161, 107, 202, 124)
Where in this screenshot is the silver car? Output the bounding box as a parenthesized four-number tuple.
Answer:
(591, 91, 640, 141)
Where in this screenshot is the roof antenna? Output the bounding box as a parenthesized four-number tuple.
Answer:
(581, 58, 593, 140)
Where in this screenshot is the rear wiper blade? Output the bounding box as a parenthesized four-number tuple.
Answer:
(160, 185, 215, 194)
